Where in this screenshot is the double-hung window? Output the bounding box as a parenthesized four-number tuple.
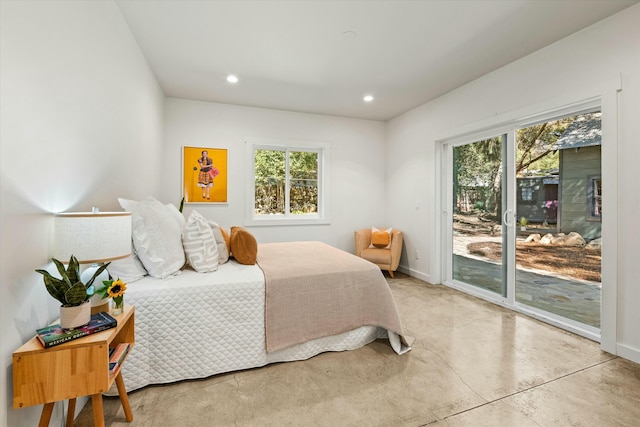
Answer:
(246, 140, 330, 225)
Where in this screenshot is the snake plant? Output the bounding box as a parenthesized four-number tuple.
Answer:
(35, 255, 109, 307)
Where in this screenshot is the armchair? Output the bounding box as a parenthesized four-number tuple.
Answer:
(355, 228, 403, 278)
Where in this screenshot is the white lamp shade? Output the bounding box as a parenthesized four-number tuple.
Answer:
(54, 212, 132, 264)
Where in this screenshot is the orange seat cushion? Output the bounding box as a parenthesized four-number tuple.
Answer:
(361, 248, 391, 265)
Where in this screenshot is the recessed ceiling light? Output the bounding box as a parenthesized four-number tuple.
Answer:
(363, 95, 374, 102)
(342, 30, 357, 40)
(226, 74, 239, 84)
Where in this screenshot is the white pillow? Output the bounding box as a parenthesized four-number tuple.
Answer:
(118, 197, 186, 279)
(183, 211, 219, 273)
(165, 203, 185, 230)
(106, 246, 147, 283)
(207, 220, 230, 265)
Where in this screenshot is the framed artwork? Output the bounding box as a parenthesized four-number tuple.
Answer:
(182, 147, 228, 204)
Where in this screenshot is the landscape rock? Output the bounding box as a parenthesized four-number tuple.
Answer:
(525, 233, 541, 243)
(538, 231, 586, 246)
(586, 238, 602, 250)
(540, 233, 555, 245)
(564, 232, 586, 247)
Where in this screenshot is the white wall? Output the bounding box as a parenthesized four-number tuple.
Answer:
(386, 4, 640, 361)
(0, 2, 164, 426)
(2, 3, 639, 426)
(162, 99, 387, 251)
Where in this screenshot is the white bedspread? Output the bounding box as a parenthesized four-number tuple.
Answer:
(120, 261, 386, 392)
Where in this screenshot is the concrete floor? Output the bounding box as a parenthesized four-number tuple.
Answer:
(76, 273, 640, 426)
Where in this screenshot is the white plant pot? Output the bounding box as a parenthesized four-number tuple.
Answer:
(59, 301, 91, 329)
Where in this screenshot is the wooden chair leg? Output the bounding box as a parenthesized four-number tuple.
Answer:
(389, 270, 394, 278)
(91, 394, 105, 427)
(39, 402, 55, 427)
(116, 371, 134, 422)
(66, 398, 76, 427)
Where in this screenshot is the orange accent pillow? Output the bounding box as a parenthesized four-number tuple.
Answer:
(230, 226, 258, 265)
(370, 227, 392, 249)
(219, 226, 231, 256)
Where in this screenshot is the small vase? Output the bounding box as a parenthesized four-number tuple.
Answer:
(112, 297, 124, 316)
(60, 301, 91, 329)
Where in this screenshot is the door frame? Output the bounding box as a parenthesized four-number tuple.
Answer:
(434, 86, 619, 353)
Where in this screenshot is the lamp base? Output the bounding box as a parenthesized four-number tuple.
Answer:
(91, 300, 110, 314)
(80, 263, 111, 307)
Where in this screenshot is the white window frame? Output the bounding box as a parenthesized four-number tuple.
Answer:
(587, 175, 602, 221)
(520, 186, 535, 202)
(245, 139, 331, 226)
(436, 92, 617, 350)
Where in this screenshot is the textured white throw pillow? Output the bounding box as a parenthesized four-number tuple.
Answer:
(183, 211, 219, 273)
(118, 196, 186, 279)
(207, 220, 230, 265)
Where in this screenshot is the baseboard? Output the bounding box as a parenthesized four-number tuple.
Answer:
(617, 343, 640, 364)
(397, 265, 431, 283)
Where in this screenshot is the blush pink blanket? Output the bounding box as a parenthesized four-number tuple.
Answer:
(257, 241, 413, 353)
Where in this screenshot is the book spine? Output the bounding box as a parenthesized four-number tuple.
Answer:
(42, 322, 116, 348)
(109, 346, 130, 374)
(109, 343, 130, 375)
(43, 330, 89, 348)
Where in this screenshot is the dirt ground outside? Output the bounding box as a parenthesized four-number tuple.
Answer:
(454, 211, 601, 282)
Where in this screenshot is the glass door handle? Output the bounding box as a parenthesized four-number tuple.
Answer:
(503, 209, 514, 227)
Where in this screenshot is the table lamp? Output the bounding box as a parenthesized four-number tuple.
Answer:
(54, 209, 132, 312)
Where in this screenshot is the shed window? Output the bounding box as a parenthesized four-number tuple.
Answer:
(588, 175, 602, 221)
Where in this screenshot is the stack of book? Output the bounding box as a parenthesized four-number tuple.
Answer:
(36, 312, 117, 348)
(109, 342, 131, 375)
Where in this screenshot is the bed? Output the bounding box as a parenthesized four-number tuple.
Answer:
(118, 241, 413, 392)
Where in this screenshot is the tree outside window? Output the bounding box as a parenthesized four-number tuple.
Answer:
(253, 147, 321, 218)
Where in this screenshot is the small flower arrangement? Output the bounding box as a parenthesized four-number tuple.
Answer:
(98, 278, 127, 315)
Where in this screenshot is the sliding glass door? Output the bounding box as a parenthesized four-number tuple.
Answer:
(451, 134, 507, 298)
(514, 113, 601, 330)
(443, 110, 602, 336)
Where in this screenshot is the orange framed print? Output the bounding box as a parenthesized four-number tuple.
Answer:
(182, 147, 228, 204)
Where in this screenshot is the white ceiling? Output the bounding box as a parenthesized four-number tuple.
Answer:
(115, 0, 638, 121)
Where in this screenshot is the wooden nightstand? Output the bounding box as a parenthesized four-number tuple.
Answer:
(13, 305, 135, 427)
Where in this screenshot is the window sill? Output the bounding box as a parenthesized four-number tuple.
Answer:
(244, 217, 331, 227)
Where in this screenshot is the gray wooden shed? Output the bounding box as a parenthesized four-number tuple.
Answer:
(553, 112, 602, 240)
(517, 175, 558, 224)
